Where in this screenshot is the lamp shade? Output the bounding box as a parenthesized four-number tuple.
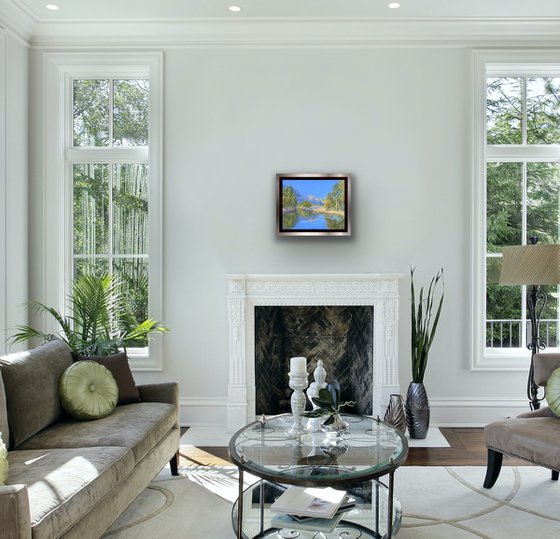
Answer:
(500, 244, 560, 285)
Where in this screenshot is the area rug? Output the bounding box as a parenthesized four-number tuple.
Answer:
(105, 465, 560, 538)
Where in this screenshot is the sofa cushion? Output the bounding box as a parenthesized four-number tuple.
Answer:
(59, 361, 118, 420)
(73, 352, 141, 405)
(5, 446, 134, 539)
(485, 417, 560, 470)
(18, 402, 176, 464)
(0, 369, 9, 447)
(0, 340, 73, 447)
(545, 366, 560, 417)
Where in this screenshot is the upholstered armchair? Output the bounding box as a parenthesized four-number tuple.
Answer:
(483, 353, 560, 489)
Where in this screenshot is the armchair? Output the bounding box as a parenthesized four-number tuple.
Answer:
(483, 353, 560, 488)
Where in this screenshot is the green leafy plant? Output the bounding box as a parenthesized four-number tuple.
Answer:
(410, 267, 444, 383)
(302, 380, 355, 425)
(9, 273, 168, 356)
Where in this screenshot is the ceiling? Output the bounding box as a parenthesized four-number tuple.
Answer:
(16, 0, 560, 22)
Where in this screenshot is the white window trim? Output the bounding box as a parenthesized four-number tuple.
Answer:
(472, 49, 560, 371)
(44, 52, 164, 371)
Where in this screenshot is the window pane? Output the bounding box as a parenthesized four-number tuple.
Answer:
(113, 80, 149, 147)
(73, 164, 109, 255)
(486, 77, 523, 144)
(527, 77, 560, 144)
(113, 257, 149, 346)
(73, 258, 109, 280)
(539, 284, 560, 347)
(486, 162, 522, 253)
(527, 162, 560, 244)
(486, 258, 522, 347)
(73, 80, 110, 147)
(113, 164, 149, 255)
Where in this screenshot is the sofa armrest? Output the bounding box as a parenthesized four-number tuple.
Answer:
(517, 406, 556, 419)
(137, 382, 179, 407)
(0, 484, 32, 539)
(534, 353, 560, 386)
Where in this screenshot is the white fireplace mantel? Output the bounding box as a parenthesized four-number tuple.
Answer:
(226, 273, 404, 433)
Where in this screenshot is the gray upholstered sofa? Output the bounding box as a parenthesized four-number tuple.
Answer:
(0, 339, 180, 538)
(483, 353, 560, 488)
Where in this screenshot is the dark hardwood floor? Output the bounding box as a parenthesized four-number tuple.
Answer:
(180, 427, 531, 467)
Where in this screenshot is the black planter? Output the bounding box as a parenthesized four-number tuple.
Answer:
(405, 381, 430, 439)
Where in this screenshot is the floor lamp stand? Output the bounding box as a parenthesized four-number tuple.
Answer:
(527, 285, 547, 411)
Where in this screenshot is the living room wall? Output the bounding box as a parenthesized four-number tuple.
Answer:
(1, 31, 28, 355)
(27, 44, 529, 427)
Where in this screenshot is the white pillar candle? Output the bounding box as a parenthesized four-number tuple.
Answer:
(290, 356, 307, 374)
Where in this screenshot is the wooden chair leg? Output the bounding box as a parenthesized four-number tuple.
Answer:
(483, 449, 503, 489)
(170, 450, 179, 476)
(552, 470, 559, 481)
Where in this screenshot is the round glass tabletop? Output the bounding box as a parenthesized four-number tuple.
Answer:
(229, 414, 408, 487)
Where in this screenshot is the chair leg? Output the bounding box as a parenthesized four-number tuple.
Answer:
(170, 450, 179, 476)
(552, 470, 559, 481)
(483, 449, 503, 489)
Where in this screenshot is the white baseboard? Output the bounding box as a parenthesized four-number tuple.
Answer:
(179, 397, 532, 429)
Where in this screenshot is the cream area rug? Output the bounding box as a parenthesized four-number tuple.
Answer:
(105, 465, 560, 538)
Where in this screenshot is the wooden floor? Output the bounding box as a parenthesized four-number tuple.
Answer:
(179, 427, 531, 467)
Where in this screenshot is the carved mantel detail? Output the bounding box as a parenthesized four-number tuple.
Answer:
(226, 273, 404, 432)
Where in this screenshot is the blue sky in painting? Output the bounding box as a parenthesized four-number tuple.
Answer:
(283, 178, 339, 201)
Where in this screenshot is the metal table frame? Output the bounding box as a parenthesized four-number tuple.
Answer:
(228, 414, 408, 539)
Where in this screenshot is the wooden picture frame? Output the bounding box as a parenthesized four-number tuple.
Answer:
(276, 173, 351, 237)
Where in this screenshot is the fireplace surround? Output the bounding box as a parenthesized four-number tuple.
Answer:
(226, 273, 403, 432)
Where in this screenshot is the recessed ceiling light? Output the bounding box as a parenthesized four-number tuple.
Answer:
(228, 5, 241, 12)
(388, 2, 400, 8)
(46, 4, 59, 10)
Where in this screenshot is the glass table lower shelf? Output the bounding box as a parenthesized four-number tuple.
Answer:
(232, 480, 402, 539)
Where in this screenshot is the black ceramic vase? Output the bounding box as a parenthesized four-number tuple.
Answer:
(383, 394, 406, 434)
(406, 382, 430, 439)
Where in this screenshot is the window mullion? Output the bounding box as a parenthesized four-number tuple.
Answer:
(522, 77, 527, 145)
(521, 161, 528, 349)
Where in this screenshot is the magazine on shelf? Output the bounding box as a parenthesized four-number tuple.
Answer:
(271, 512, 345, 533)
(270, 486, 347, 519)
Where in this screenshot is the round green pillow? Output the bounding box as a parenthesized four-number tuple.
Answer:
(546, 366, 560, 417)
(59, 361, 118, 420)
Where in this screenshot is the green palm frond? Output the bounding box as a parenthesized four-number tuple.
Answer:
(9, 272, 168, 356)
(410, 267, 444, 383)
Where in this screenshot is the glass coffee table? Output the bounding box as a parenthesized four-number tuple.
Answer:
(228, 414, 408, 539)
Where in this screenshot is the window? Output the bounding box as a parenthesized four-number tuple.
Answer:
(71, 80, 150, 346)
(473, 51, 560, 369)
(44, 53, 162, 369)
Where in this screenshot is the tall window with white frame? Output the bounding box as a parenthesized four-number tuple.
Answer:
(485, 72, 560, 354)
(70, 78, 150, 348)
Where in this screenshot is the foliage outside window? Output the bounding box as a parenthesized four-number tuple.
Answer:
(71, 78, 150, 348)
(485, 74, 560, 352)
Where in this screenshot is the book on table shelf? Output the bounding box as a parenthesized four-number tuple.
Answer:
(270, 512, 345, 533)
(270, 486, 348, 520)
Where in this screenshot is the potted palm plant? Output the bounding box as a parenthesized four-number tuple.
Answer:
(10, 273, 168, 355)
(406, 267, 444, 439)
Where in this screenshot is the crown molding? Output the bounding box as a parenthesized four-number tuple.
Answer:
(0, 0, 35, 45)
(24, 18, 560, 49)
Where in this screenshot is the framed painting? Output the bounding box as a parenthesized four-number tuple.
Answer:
(276, 173, 351, 236)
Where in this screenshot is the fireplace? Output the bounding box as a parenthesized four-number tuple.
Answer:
(226, 273, 402, 432)
(255, 305, 374, 416)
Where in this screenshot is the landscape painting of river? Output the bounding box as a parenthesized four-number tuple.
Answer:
(277, 174, 351, 236)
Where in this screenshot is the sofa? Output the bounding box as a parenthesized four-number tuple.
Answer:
(0, 339, 180, 538)
(483, 352, 560, 488)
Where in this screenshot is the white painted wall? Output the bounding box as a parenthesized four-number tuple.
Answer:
(27, 44, 531, 426)
(1, 31, 28, 354)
